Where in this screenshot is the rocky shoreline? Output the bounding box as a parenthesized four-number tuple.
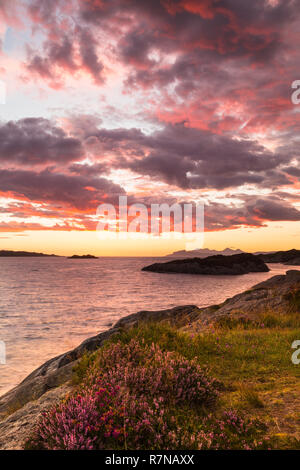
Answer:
(0, 269, 300, 449)
(142, 253, 269, 275)
(259, 249, 300, 266)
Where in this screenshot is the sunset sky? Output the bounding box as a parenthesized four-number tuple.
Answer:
(0, 0, 299, 256)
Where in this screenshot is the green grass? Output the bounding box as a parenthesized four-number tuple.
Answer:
(238, 385, 265, 409)
(73, 317, 300, 448)
(284, 289, 300, 312)
(101, 323, 300, 390)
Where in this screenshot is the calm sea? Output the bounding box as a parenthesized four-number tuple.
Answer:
(0, 257, 296, 395)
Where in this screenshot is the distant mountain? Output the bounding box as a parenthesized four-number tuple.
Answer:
(0, 250, 57, 257)
(165, 248, 245, 259)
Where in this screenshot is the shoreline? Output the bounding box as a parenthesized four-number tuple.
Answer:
(0, 269, 300, 449)
(1, 261, 294, 397)
(1, 268, 300, 407)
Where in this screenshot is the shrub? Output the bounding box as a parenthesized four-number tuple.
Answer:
(197, 410, 269, 450)
(87, 339, 220, 406)
(25, 338, 269, 450)
(26, 390, 269, 450)
(25, 385, 123, 450)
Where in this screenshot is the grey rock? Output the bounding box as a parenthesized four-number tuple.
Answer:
(194, 269, 300, 326)
(114, 305, 201, 329)
(0, 385, 71, 450)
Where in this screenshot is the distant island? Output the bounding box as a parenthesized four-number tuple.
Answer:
(258, 249, 300, 266)
(0, 250, 57, 257)
(67, 254, 98, 259)
(142, 253, 269, 275)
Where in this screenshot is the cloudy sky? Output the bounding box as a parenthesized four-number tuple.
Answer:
(0, 0, 299, 255)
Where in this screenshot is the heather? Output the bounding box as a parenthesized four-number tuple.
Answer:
(25, 337, 270, 450)
(85, 339, 220, 406)
(25, 317, 300, 450)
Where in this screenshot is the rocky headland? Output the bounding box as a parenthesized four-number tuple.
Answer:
(259, 249, 300, 266)
(0, 250, 57, 257)
(142, 253, 269, 275)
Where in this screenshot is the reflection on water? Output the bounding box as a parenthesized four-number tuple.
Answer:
(0, 257, 296, 395)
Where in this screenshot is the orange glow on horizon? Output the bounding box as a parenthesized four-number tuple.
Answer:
(0, 220, 299, 257)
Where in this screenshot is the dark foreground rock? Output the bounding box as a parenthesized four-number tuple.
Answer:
(0, 270, 299, 449)
(142, 253, 269, 275)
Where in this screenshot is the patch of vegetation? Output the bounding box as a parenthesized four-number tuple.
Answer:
(26, 314, 300, 450)
(25, 338, 269, 450)
(209, 304, 221, 311)
(284, 289, 300, 312)
(238, 385, 265, 409)
(72, 350, 98, 385)
(215, 311, 300, 329)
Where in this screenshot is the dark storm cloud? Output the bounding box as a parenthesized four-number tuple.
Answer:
(283, 166, 300, 178)
(77, 28, 104, 84)
(0, 116, 298, 230)
(92, 122, 293, 190)
(77, 0, 299, 75)
(26, 0, 300, 87)
(7, 0, 300, 232)
(24, 0, 300, 139)
(247, 197, 300, 222)
(204, 195, 300, 231)
(0, 168, 125, 209)
(0, 116, 300, 201)
(26, 2, 105, 85)
(0, 118, 84, 166)
(69, 162, 108, 176)
(42, 118, 296, 192)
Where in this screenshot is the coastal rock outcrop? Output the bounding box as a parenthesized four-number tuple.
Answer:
(142, 253, 269, 275)
(0, 385, 71, 450)
(193, 269, 300, 327)
(259, 249, 300, 266)
(0, 250, 57, 257)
